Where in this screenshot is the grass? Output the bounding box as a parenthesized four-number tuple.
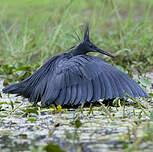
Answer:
(0, 0, 153, 152)
(0, 0, 153, 76)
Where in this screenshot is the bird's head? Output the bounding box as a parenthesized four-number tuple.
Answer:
(71, 25, 114, 58)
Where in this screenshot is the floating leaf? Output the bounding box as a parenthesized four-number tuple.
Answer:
(71, 118, 82, 129)
(0, 115, 8, 117)
(43, 143, 65, 152)
(75, 118, 82, 128)
(28, 117, 37, 122)
(23, 107, 38, 115)
(110, 121, 118, 125)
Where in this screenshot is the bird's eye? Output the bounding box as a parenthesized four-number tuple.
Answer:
(88, 43, 93, 47)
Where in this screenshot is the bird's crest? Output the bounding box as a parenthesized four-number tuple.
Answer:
(84, 24, 90, 41)
(71, 24, 114, 58)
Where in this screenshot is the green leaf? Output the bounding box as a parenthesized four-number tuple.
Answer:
(28, 117, 37, 122)
(14, 100, 21, 103)
(0, 101, 9, 105)
(43, 143, 65, 152)
(133, 108, 135, 116)
(75, 118, 82, 128)
(115, 65, 128, 73)
(13, 65, 32, 72)
(149, 92, 153, 97)
(0, 115, 8, 117)
(10, 100, 14, 110)
(71, 118, 82, 129)
(138, 111, 142, 119)
(23, 107, 38, 115)
(0, 106, 2, 111)
(110, 121, 118, 125)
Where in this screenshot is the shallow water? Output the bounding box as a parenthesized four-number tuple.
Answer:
(0, 73, 153, 152)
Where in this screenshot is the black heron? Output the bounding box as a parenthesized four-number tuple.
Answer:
(2, 26, 149, 107)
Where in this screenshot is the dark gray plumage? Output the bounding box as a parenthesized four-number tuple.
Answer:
(2, 26, 149, 106)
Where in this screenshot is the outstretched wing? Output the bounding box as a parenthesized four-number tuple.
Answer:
(3, 53, 148, 106)
(45, 55, 148, 106)
(2, 55, 60, 104)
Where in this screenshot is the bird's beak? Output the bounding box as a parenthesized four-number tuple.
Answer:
(91, 46, 115, 58)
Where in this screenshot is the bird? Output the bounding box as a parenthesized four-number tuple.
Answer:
(2, 25, 149, 107)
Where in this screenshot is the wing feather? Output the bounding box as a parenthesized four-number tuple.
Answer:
(101, 71, 113, 99)
(79, 79, 88, 104)
(64, 87, 71, 105)
(86, 80, 93, 101)
(116, 71, 139, 97)
(98, 72, 106, 99)
(109, 71, 125, 98)
(70, 85, 77, 104)
(74, 84, 82, 105)
(55, 88, 66, 105)
(91, 73, 101, 101)
(51, 55, 148, 105)
(102, 65, 119, 98)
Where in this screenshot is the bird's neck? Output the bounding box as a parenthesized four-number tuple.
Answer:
(70, 49, 86, 56)
(70, 49, 78, 56)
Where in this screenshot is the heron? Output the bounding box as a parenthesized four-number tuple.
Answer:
(2, 25, 149, 107)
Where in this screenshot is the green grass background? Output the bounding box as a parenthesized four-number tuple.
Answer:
(0, 0, 153, 78)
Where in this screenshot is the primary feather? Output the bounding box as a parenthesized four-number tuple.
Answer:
(2, 26, 149, 106)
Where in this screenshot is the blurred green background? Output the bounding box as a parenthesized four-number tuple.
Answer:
(0, 0, 153, 80)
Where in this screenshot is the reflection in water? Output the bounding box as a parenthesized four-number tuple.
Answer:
(0, 135, 30, 151)
(0, 134, 125, 152)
